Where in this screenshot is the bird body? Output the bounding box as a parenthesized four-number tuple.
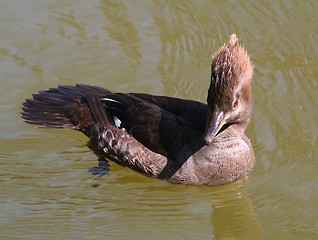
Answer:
(22, 34, 254, 185)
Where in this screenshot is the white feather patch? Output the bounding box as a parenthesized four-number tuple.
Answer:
(101, 97, 120, 103)
(113, 116, 122, 128)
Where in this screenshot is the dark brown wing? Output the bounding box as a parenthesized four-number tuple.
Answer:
(101, 93, 207, 158)
(22, 84, 208, 158)
(128, 93, 208, 133)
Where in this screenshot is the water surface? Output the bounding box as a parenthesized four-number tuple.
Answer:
(1, 1, 318, 239)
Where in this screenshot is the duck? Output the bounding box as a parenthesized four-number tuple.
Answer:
(21, 34, 254, 185)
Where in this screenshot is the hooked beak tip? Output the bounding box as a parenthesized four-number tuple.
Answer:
(204, 135, 214, 145)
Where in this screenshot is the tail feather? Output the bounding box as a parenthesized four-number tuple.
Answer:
(22, 97, 76, 129)
(21, 84, 113, 136)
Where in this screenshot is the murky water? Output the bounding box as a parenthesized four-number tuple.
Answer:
(1, 1, 317, 239)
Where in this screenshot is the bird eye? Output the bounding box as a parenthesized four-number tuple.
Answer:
(233, 99, 239, 108)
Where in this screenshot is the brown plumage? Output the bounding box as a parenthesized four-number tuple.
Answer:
(209, 34, 253, 108)
(21, 34, 254, 185)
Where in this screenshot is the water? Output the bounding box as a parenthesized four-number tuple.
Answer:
(1, 1, 318, 239)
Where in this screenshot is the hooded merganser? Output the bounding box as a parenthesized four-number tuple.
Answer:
(21, 34, 254, 185)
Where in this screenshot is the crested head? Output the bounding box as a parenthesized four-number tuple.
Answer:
(204, 34, 254, 145)
(207, 34, 253, 111)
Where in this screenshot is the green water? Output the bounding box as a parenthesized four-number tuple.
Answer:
(1, 1, 317, 239)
